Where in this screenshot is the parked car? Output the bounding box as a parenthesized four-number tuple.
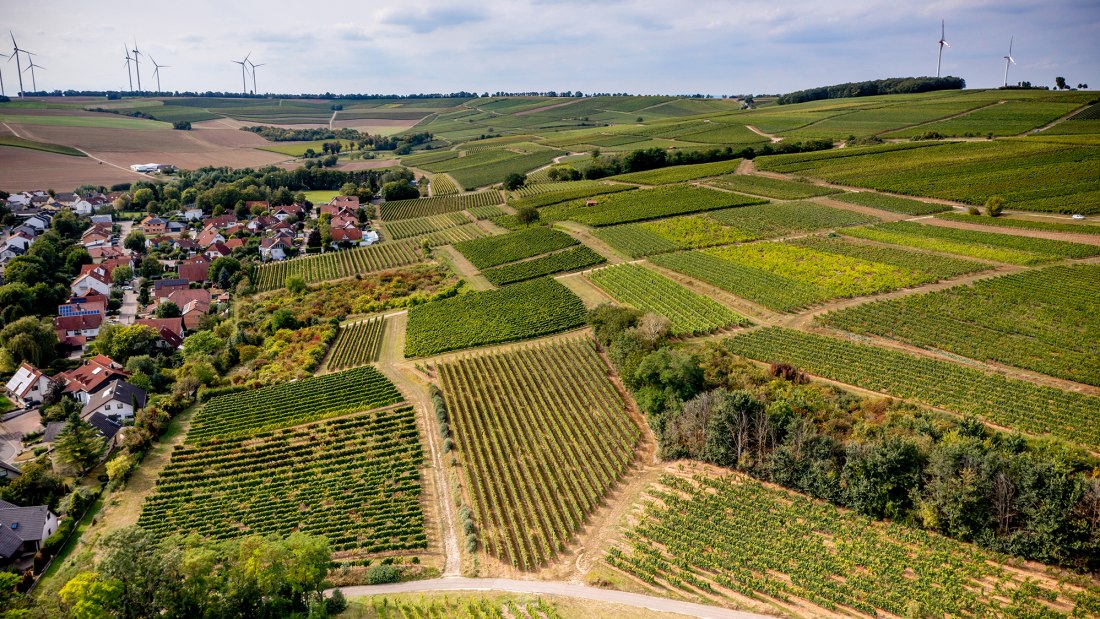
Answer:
(1072, 214, 1086, 220)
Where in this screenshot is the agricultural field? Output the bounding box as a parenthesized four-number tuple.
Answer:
(510, 180, 609, 199)
(819, 265, 1100, 386)
(454, 227, 578, 269)
(411, 223, 490, 247)
(0, 112, 169, 130)
(0, 135, 85, 157)
(608, 159, 742, 185)
(467, 204, 509, 219)
(755, 138, 1100, 214)
(707, 200, 875, 236)
(384, 212, 471, 240)
(187, 365, 404, 442)
(438, 339, 640, 569)
(251, 242, 421, 291)
(353, 594, 568, 619)
(428, 173, 461, 195)
(139, 406, 424, 554)
(586, 264, 748, 336)
(481, 246, 605, 285)
(564, 186, 767, 227)
(883, 100, 1085, 137)
(787, 235, 991, 279)
(844, 221, 1100, 265)
(325, 317, 387, 371)
(934, 211, 1100, 234)
(508, 183, 635, 209)
(703, 174, 842, 199)
(405, 278, 586, 356)
(828, 191, 951, 215)
(380, 192, 504, 220)
(592, 225, 682, 258)
(256, 139, 360, 157)
(724, 327, 1100, 448)
(439, 150, 565, 190)
(608, 474, 1099, 618)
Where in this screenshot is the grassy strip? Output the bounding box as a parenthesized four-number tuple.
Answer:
(829, 191, 950, 215)
(0, 136, 86, 157)
(935, 212, 1100, 234)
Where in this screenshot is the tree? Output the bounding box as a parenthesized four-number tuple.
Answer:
(182, 330, 224, 359)
(54, 411, 107, 474)
(515, 206, 539, 227)
(154, 301, 182, 318)
(1055, 76, 1067, 90)
(286, 275, 307, 294)
(217, 267, 232, 290)
(703, 389, 766, 467)
(0, 316, 58, 368)
(132, 188, 155, 209)
(306, 228, 321, 249)
(381, 180, 419, 201)
(503, 173, 527, 191)
(118, 223, 144, 250)
(207, 256, 242, 282)
(0, 456, 65, 508)
(172, 120, 192, 130)
(985, 195, 1005, 217)
(58, 571, 122, 619)
(140, 256, 162, 278)
(841, 437, 923, 519)
(270, 308, 299, 332)
(92, 323, 158, 363)
(111, 265, 134, 285)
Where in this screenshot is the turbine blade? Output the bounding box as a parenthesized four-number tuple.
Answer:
(942, 41, 950, 48)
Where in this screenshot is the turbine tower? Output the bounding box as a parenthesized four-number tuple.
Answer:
(232, 52, 250, 94)
(936, 20, 950, 78)
(0, 51, 7, 97)
(247, 58, 265, 95)
(23, 61, 43, 93)
(123, 44, 134, 92)
(1002, 37, 1016, 87)
(8, 32, 29, 97)
(150, 55, 169, 92)
(131, 40, 143, 91)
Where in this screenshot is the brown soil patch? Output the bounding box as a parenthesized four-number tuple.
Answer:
(332, 118, 421, 131)
(335, 159, 400, 171)
(0, 146, 143, 189)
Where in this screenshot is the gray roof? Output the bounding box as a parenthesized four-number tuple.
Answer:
(0, 461, 20, 477)
(0, 502, 53, 547)
(43, 421, 66, 443)
(86, 413, 121, 441)
(0, 527, 21, 558)
(81, 379, 147, 417)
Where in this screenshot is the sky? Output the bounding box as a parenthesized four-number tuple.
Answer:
(1, 0, 1098, 96)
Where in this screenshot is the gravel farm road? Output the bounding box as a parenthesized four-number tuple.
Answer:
(334, 578, 772, 619)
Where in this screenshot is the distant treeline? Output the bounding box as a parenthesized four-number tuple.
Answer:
(242, 126, 370, 142)
(16, 90, 482, 100)
(583, 140, 833, 179)
(778, 77, 965, 105)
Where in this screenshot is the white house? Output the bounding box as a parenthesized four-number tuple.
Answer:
(81, 379, 147, 422)
(23, 214, 51, 232)
(4, 363, 50, 407)
(70, 267, 112, 297)
(182, 208, 204, 221)
(70, 199, 94, 215)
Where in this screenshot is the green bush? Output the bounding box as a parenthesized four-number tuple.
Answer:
(365, 564, 400, 584)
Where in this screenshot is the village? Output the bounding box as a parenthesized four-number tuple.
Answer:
(0, 187, 380, 575)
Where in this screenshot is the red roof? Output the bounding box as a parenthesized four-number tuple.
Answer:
(57, 355, 128, 395)
(136, 317, 184, 339)
(331, 227, 363, 242)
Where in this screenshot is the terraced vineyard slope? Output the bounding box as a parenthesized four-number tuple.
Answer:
(439, 339, 640, 570)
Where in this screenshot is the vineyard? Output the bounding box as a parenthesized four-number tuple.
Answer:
(608, 159, 742, 185)
(481, 246, 605, 285)
(405, 278, 587, 357)
(829, 191, 951, 215)
(607, 474, 1098, 618)
(820, 265, 1100, 386)
(467, 204, 509, 219)
(787, 235, 991, 279)
(934, 211, 1100, 234)
(592, 224, 681, 258)
(706, 200, 875, 237)
(410, 223, 490, 247)
(384, 212, 471, 240)
(252, 242, 421, 292)
(325, 317, 387, 371)
(508, 183, 635, 209)
(380, 192, 503, 220)
(139, 407, 425, 555)
(703, 174, 841, 199)
(844, 221, 1100, 265)
(438, 339, 640, 569)
(566, 186, 766, 227)
(362, 595, 564, 618)
(649, 251, 823, 312)
(428, 173, 460, 196)
(454, 227, 578, 269)
(754, 138, 1100, 214)
(188, 365, 404, 443)
(586, 264, 748, 336)
(724, 327, 1100, 448)
(509, 179, 608, 199)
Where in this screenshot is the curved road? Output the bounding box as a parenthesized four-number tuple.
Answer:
(335, 578, 771, 619)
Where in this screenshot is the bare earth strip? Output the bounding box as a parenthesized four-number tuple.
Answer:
(0, 146, 145, 189)
(920, 215, 1100, 246)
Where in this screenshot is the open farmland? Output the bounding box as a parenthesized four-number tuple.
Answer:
(828, 191, 951, 215)
(481, 246, 605, 285)
(405, 278, 586, 356)
(608, 159, 742, 185)
(608, 473, 1100, 618)
(562, 186, 767, 226)
(586, 264, 748, 336)
(383, 212, 472, 240)
(454, 227, 578, 269)
(139, 406, 424, 555)
(820, 265, 1100, 386)
(439, 338, 640, 569)
(704, 174, 842, 199)
(724, 327, 1100, 448)
(325, 317, 387, 371)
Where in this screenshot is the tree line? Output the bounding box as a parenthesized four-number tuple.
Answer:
(588, 305, 1100, 572)
(778, 76, 966, 105)
(580, 140, 833, 180)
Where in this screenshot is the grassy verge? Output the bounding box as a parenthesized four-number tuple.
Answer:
(0, 136, 86, 157)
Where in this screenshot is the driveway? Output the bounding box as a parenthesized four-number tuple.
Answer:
(119, 289, 139, 325)
(0, 409, 43, 465)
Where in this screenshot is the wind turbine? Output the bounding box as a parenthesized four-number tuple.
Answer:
(0, 51, 7, 97)
(936, 20, 950, 78)
(131, 40, 143, 91)
(123, 44, 134, 92)
(150, 55, 168, 92)
(8, 32, 29, 97)
(231, 52, 250, 94)
(247, 58, 265, 95)
(23, 61, 43, 93)
(1002, 37, 1016, 87)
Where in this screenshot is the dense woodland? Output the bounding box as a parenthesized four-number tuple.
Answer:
(778, 76, 966, 104)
